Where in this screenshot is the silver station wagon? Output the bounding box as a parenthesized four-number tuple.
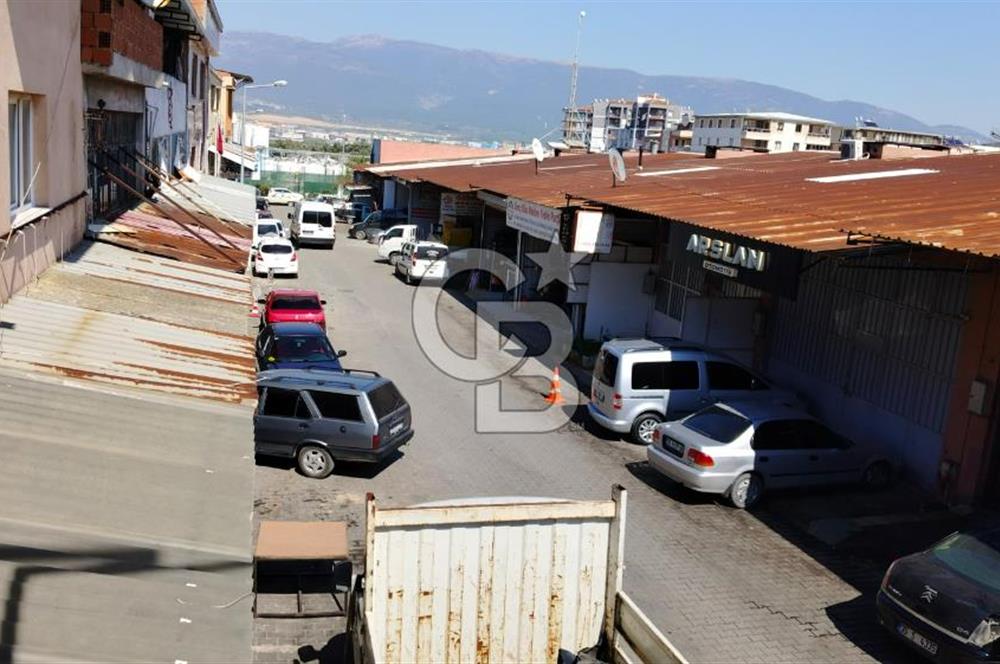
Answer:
(646, 401, 892, 508)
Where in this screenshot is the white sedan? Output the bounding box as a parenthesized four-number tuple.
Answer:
(253, 237, 298, 277)
(265, 187, 304, 205)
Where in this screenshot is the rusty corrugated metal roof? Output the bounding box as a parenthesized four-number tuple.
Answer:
(384, 150, 1000, 257)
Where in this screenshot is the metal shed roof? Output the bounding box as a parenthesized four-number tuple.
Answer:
(383, 151, 1000, 258)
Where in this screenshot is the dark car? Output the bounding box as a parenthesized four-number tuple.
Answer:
(255, 368, 413, 478)
(878, 526, 1000, 662)
(349, 208, 408, 240)
(256, 196, 273, 218)
(255, 322, 346, 372)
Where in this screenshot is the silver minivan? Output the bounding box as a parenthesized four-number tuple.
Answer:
(587, 338, 797, 444)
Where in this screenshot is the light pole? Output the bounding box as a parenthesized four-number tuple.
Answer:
(238, 79, 287, 183)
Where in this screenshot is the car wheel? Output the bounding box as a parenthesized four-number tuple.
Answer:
(356, 229, 367, 241)
(862, 461, 891, 490)
(728, 472, 763, 509)
(389, 252, 400, 266)
(630, 413, 662, 444)
(297, 445, 334, 479)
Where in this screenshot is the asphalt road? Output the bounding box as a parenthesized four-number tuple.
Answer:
(253, 230, 906, 663)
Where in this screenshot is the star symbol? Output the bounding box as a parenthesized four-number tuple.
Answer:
(525, 233, 587, 291)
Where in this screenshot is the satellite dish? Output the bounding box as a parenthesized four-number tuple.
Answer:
(531, 138, 546, 163)
(608, 148, 627, 184)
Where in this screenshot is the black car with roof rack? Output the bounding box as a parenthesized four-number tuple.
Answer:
(255, 368, 413, 479)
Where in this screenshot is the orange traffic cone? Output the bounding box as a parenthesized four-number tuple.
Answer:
(543, 367, 566, 405)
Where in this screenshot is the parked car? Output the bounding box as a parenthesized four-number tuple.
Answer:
(588, 338, 799, 444)
(290, 200, 336, 249)
(646, 401, 892, 508)
(878, 526, 1000, 662)
(395, 241, 449, 284)
(260, 288, 326, 327)
(266, 187, 304, 205)
(253, 237, 298, 277)
(256, 196, 272, 218)
(253, 219, 284, 249)
(255, 368, 413, 478)
(350, 209, 408, 241)
(255, 322, 346, 372)
(377, 224, 421, 264)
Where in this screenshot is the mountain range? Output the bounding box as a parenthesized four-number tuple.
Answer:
(216, 32, 985, 143)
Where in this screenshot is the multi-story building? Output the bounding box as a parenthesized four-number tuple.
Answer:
(561, 105, 592, 149)
(588, 99, 631, 153)
(840, 125, 945, 159)
(666, 121, 694, 152)
(624, 94, 692, 153)
(564, 93, 692, 153)
(692, 112, 835, 153)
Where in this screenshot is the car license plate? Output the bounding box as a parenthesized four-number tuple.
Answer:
(663, 437, 684, 457)
(897, 624, 938, 655)
(389, 422, 403, 436)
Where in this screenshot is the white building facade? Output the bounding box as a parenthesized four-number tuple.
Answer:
(692, 112, 835, 153)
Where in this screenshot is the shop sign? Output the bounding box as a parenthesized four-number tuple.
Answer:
(506, 197, 561, 241)
(668, 221, 805, 299)
(573, 209, 615, 254)
(441, 192, 482, 217)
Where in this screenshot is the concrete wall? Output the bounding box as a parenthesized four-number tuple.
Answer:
(1, 1, 87, 302)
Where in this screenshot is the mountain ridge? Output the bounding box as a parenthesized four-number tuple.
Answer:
(217, 32, 985, 142)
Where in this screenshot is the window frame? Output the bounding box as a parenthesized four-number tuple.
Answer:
(8, 95, 34, 213)
(308, 390, 364, 423)
(260, 387, 313, 420)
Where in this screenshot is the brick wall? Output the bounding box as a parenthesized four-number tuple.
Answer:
(81, 0, 162, 71)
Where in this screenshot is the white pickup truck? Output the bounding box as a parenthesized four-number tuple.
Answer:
(348, 487, 687, 664)
(376, 224, 419, 264)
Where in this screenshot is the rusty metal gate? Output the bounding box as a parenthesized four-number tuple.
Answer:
(87, 109, 142, 219)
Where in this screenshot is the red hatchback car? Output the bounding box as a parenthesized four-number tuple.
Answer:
(261, 289, 327, 327)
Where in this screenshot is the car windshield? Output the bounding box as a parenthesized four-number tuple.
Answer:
(415, 246, 448, 260)
(257, 223, 279, 236)
(273, 334, 335, 362)
(931, 531, 1000, 592)
(682, 406, 752, 443)
(271, 296, 321, 310)
(367, 381, 407, 419)
(361, 211, 381, 224)
(261, 244, 293, 254)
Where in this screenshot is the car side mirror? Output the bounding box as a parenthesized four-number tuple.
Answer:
(336, 350, 347, 358)
(320, 299, 327, 305)
(256, 298, 266, 304)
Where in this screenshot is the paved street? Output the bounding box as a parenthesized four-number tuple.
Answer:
(253, 232, 911, 663)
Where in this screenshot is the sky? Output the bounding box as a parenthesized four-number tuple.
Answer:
(216, 0, 999, 133)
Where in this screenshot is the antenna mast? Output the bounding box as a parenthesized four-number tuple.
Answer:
(568, 10, 586, 111)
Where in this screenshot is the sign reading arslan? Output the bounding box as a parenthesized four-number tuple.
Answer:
(686, 233, 767, 272)
(668, 221, 805, 299)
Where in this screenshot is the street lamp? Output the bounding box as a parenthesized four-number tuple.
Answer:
(238, 79, 287, 183)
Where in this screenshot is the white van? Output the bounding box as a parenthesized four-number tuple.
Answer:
(376, 224, 419, 264)
(291, 201, 336, 249)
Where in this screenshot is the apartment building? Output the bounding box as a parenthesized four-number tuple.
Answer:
(840, 125, 946, 159)
(624, 94, 692, 153)
(2, 1, 87, 302)
(692, 112, 835, 153)
(588, 99, 630, 153)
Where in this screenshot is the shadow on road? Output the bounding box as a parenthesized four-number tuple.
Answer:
(255, 451, 404, 480)
(624, 460, 722, 507)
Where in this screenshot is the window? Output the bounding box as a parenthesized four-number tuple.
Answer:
(367, 382, 407, 419)
(8, 96, 33, 211)
(309, 391, 363, 421)
(415, 245, 447, 260)
(270, 295, 321, 310)
(262, 388, 311, 419)
(776, 122, 784, 131)
(795, 124, 802, 132)
(794, 420, 844, 449)
(729, 137, 735, 146)
(630, 361, 699, 390)
(730, 119, 736, 128)
(303, 210, 333, 227)
(261, 243, 293, 254)
(773, 140, 782, 151)
(595, 350, 619, 386)
(683, 406, 751, 443)
(793, 143, 800, 151)
(384, 227, 403, 239)
(654, 249, 704, 322)
(706, 362, 768, 391)
(751, 420, 802, 450)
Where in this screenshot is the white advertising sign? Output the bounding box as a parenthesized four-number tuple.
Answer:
(573, 210, 615, 254)
(505, 197, 561, 241)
